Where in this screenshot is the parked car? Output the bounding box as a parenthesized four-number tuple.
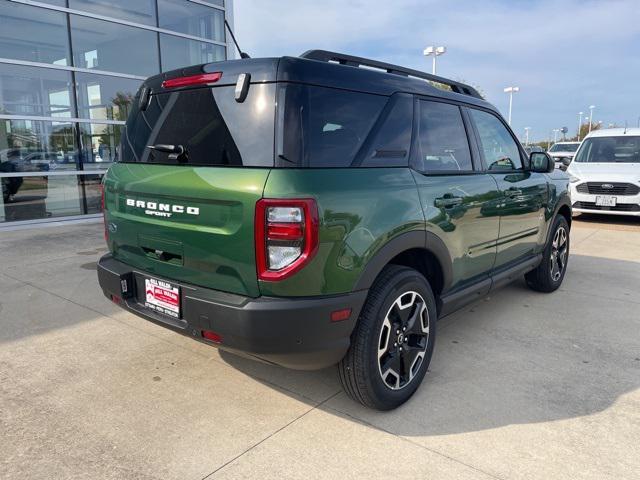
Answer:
(567, 128, 640, 216)
(548, 141, 580, 170)
(97, 51, 572, 410)
(524, 145, 545, 156)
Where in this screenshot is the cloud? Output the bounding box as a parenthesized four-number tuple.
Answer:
(233, 0, 640, 140)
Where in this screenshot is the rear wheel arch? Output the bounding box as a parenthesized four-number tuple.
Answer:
(353, 231, 452, 301)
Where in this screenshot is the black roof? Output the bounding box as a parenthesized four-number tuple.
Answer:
(147, 50, 496, 112)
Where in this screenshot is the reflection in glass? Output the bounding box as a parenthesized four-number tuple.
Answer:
(0, 64, 74, 117)
(158, 0, 225, 42)
(75, 73, 140, 121)
(160, 34, 226, 72)
(68, 0, 157, 25)
(71, 15, 159, 76)
(0, 2, 70, 65)
(79, 123, 124, 169)
(0, 120, 78, 172)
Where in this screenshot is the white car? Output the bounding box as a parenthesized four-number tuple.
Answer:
(548, 141, 581, 171)
(567, 128, 640, 216)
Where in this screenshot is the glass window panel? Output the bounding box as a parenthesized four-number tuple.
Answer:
(416, 101, 473, 172)
(70, 15, 159, 76)
(0, 119, 83, 223)
(68, 0, 156, 26)
(158, 0, 225, 42)
(0, 119, 79, 171)
(0, 64, 74, 117)
(37, 1, 68, 6)
(82, 174, 104, 214)
(75, 73, 141, 121)
(79, 123, 124, 169)
(469, 109, 523, 171)
(0, 2, 70, 65)
(159, 34, 225, 71)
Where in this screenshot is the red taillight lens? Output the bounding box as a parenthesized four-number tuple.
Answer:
(202, 330, 222, 343)
(100, 184, 107, 242)
(255, 199, 319, 281)
(161, 72, 222, 89)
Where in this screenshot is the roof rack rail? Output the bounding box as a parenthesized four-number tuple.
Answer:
(300, 49, 482, 99)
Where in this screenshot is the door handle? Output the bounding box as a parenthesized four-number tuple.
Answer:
(434, 196, 463, 208)
(504, 188, 523, 198)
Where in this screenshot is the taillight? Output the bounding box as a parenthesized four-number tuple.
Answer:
(100, 184, 107, 242)
(255, 199, 319, 281)
(161, 72, 222, 89)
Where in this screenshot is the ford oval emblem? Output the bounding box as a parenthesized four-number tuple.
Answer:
(601, 183, 614, 189)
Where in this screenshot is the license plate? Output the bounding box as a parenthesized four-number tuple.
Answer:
(595, 195, 617, 207)
(144, 277, 180, 318)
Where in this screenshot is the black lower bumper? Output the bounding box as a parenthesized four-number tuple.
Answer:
(97, 254, 367, 370)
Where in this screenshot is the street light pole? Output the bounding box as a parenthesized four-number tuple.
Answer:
(553, 129, 559, 143)
(588, 105, 595, 134)
(577, 111, 584, 140)
(503, 86, 519, 126)
(423, 46, 447, 75)
(524, 127, 531, 146)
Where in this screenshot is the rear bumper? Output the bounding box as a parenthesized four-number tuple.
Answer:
(97, 254, 367, 370)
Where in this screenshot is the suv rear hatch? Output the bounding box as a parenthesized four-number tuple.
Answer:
(104, 60, 278, 297)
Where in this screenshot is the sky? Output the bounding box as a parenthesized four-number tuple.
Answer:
(233, 0, 640, 144)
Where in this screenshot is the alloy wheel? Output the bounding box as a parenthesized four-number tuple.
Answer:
(550, 226, 568, 282)
(377, 291, 430, 390)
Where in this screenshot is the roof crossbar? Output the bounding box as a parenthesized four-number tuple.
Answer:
(300, 49, 482, 99)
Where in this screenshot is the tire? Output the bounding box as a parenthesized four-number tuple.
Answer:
(338, 265, 437, 410)
(525, 215, 570, 293)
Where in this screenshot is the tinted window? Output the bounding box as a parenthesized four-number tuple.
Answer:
(278, 85, 386, 167)
(415, 101, 472, 172)
(0, 2, 70, 65)
(69, 0, 157, 25)
(574, 136, 640, 163)
(359, 94, 413, 167)
(158, 0, 225, 42)
(70, 15, 159, 76)
(121, 84, 275, 167)
(159, 34, 226, 72)
(0, 64, 74, 117)
(470, 109, 523, 170)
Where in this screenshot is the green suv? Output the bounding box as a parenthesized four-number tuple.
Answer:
(98, 51, 571, 410)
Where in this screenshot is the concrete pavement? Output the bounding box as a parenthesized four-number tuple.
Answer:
(0, 215, 639, 479)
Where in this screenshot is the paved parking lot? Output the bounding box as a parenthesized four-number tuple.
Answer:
(1, 215, 639, 480)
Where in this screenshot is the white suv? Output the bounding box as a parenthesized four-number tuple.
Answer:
(567, 128, 640, 216)
(548, 141, 581, 170)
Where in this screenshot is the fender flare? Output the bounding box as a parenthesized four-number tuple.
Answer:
(353, 230, 453, 292)
(545, 193, 572, 244)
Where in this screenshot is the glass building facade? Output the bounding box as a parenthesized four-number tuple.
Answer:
(0, 0, 231, 226)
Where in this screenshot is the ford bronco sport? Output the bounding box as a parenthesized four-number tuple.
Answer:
(98, 50, 571, 410)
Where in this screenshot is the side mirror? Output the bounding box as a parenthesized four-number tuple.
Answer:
(562, 157, 572, 166)
(530, 152, 554, 173)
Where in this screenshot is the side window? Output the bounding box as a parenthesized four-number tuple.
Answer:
(359, 94, 413, 167)
(415, 100, 473, 172)
(469, 109, 523, 171)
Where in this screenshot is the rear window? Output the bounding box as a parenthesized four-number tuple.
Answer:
(277, 84, 387, 167)
(120, 83, 275, 167)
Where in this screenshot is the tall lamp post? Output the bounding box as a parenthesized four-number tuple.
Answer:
(588, 105, 595, 134)
(524, 127, 531, 146)
(503, 86, 519, 125)
(423, 46, 446, 75)
(553, 128, 559, 144)
(577, 111, 584, 140)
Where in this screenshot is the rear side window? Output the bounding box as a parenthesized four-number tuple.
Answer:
(121, 83, 275, 167)
(414, 100, 473, 172)
(469, 108, 523, 171)
(277, 84, 386, 167)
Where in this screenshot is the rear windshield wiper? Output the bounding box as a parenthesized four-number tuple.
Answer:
(147, 144, 188, 163)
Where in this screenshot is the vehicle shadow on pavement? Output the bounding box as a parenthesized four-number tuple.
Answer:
(219, 252, 640, 437)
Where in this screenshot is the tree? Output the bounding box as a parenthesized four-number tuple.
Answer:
(569, 122, 601, 141)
